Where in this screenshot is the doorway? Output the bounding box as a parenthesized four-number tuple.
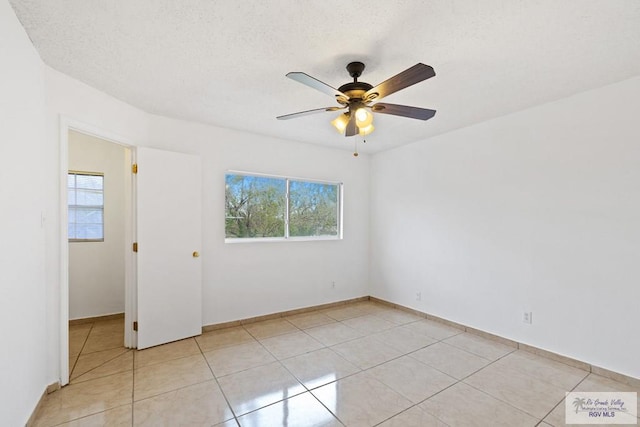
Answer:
(67, 130, 131, 381)
(59, 118, 136, 386)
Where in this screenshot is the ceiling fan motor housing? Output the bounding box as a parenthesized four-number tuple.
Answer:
(338, 61, 374, 104)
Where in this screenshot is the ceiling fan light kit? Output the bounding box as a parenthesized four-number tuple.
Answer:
(277, 61, 437, 155)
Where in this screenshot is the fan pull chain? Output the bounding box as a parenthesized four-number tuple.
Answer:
(353, 138, 358, 157)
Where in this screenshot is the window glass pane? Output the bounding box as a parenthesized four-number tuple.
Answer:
(78, 225, 101, 240)
(76, 189, 103, 205)
(76, 174, 103, 190)
(67, 188, 76, 205)
(75, 207, 103, 223)
(68, 172, 104, 241)
(289, 181, 339, 237)
(225, 174, 286, 238)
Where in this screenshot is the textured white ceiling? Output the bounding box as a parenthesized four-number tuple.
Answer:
(10, 0, 640, 153)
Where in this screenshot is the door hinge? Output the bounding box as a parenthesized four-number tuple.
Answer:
(133, 242, 138, 252)
(133, 321, 138, 331)
(132, 163, 138, 174)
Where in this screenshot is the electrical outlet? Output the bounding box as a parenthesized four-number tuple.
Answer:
(416, 292, 422, 301)
(523, 311, 533, 324)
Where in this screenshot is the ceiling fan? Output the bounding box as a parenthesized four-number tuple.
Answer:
(277, 61, 436, 138)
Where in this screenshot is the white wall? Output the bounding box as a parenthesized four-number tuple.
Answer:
(68, 130, 127, 319)
(0, 1, 49, 424)
(42, 68, 370, 381)
(146, 117, 370, 325)
(371, 76, 640, 379)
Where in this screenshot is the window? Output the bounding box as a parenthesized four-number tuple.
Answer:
(225, 173, 341, 241)
(68, 172, 104, 241)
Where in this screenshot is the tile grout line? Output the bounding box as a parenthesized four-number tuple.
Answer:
(404, 348, 519, 426)
(69, 321, 95, 378)
(322, 310, 469, 426)
(456, 348, 569, 423)
(534, 372, 591, 426)
(69, 348, 131, 384)
(241, 320, 348, 425)
(360, 328, 466, 426)
(280, 324, 352, 425)
(194, 337, 241, 426)
(292, 311, 462, 425)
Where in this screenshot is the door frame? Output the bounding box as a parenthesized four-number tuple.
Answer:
(59, 116, 137, 386)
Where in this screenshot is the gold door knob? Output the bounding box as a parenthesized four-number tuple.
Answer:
(192, 251, 200, 258)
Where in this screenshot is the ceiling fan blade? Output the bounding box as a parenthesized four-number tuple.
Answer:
(286, 72, 348, 100)
(345, 113, 358, 136)
(371, 103, 436, 120)
(364, 63, 435, 102)
(277, 106, 343, 120)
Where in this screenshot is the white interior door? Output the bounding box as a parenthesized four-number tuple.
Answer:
(136, 147, 202, 349)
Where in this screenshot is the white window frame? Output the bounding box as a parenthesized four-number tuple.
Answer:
(68, 170, 105, 242)
(225, 171, 343, 243)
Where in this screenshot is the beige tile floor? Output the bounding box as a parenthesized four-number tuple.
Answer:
(34, 301, 639, 426)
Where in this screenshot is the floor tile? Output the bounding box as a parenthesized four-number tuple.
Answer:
(244, 318, 299, 339)
(378, 405, 449, 427)
(312, 371, 412, 426)
(281, 347, 360, 389)
(34, 371, 133, 427)
(71, 347, 129, 380)
(134, 354, 213, 401)
(372, 327, 437, 354)
(351, 301, 386, 313)
(410, 342, 491, 379)
(195, 326, 255, 352)
(576, 372, 640, 394)
(237, 392, 342, 427)
(57, 404, 132, 427)
(91, 318, 125, 331)
(463, 362, 566, 419)
(69, 355, 79, 377)
(543, 399, 573, 427)
(285, 312, 336, 329)
(491, 350, 588, 390)
(134, 338, 201, 369)
(419, 382, 538, 426)
(341, 314, 397, 334)
(368, 355, 457, 403)
(321, 305, 369, 321)
(217, 361, 306, 416)
(82, 324, 125, 354)
(443, 333, 515, 361)
(305, 322, 364, 346)
(133, 380, 233, 426)
(204, 341, 275, 377)
(404, 319, 464, 340)
(259, 330, 324, 359)
(331, 336, 403, 369)
(48, 303, 638, 426)
(69, 324, 92, 358)
(374, 309, 425, 325)
(72, 351, 133, 384)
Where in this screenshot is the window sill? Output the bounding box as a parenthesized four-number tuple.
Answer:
(225, 236, 342, 244)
